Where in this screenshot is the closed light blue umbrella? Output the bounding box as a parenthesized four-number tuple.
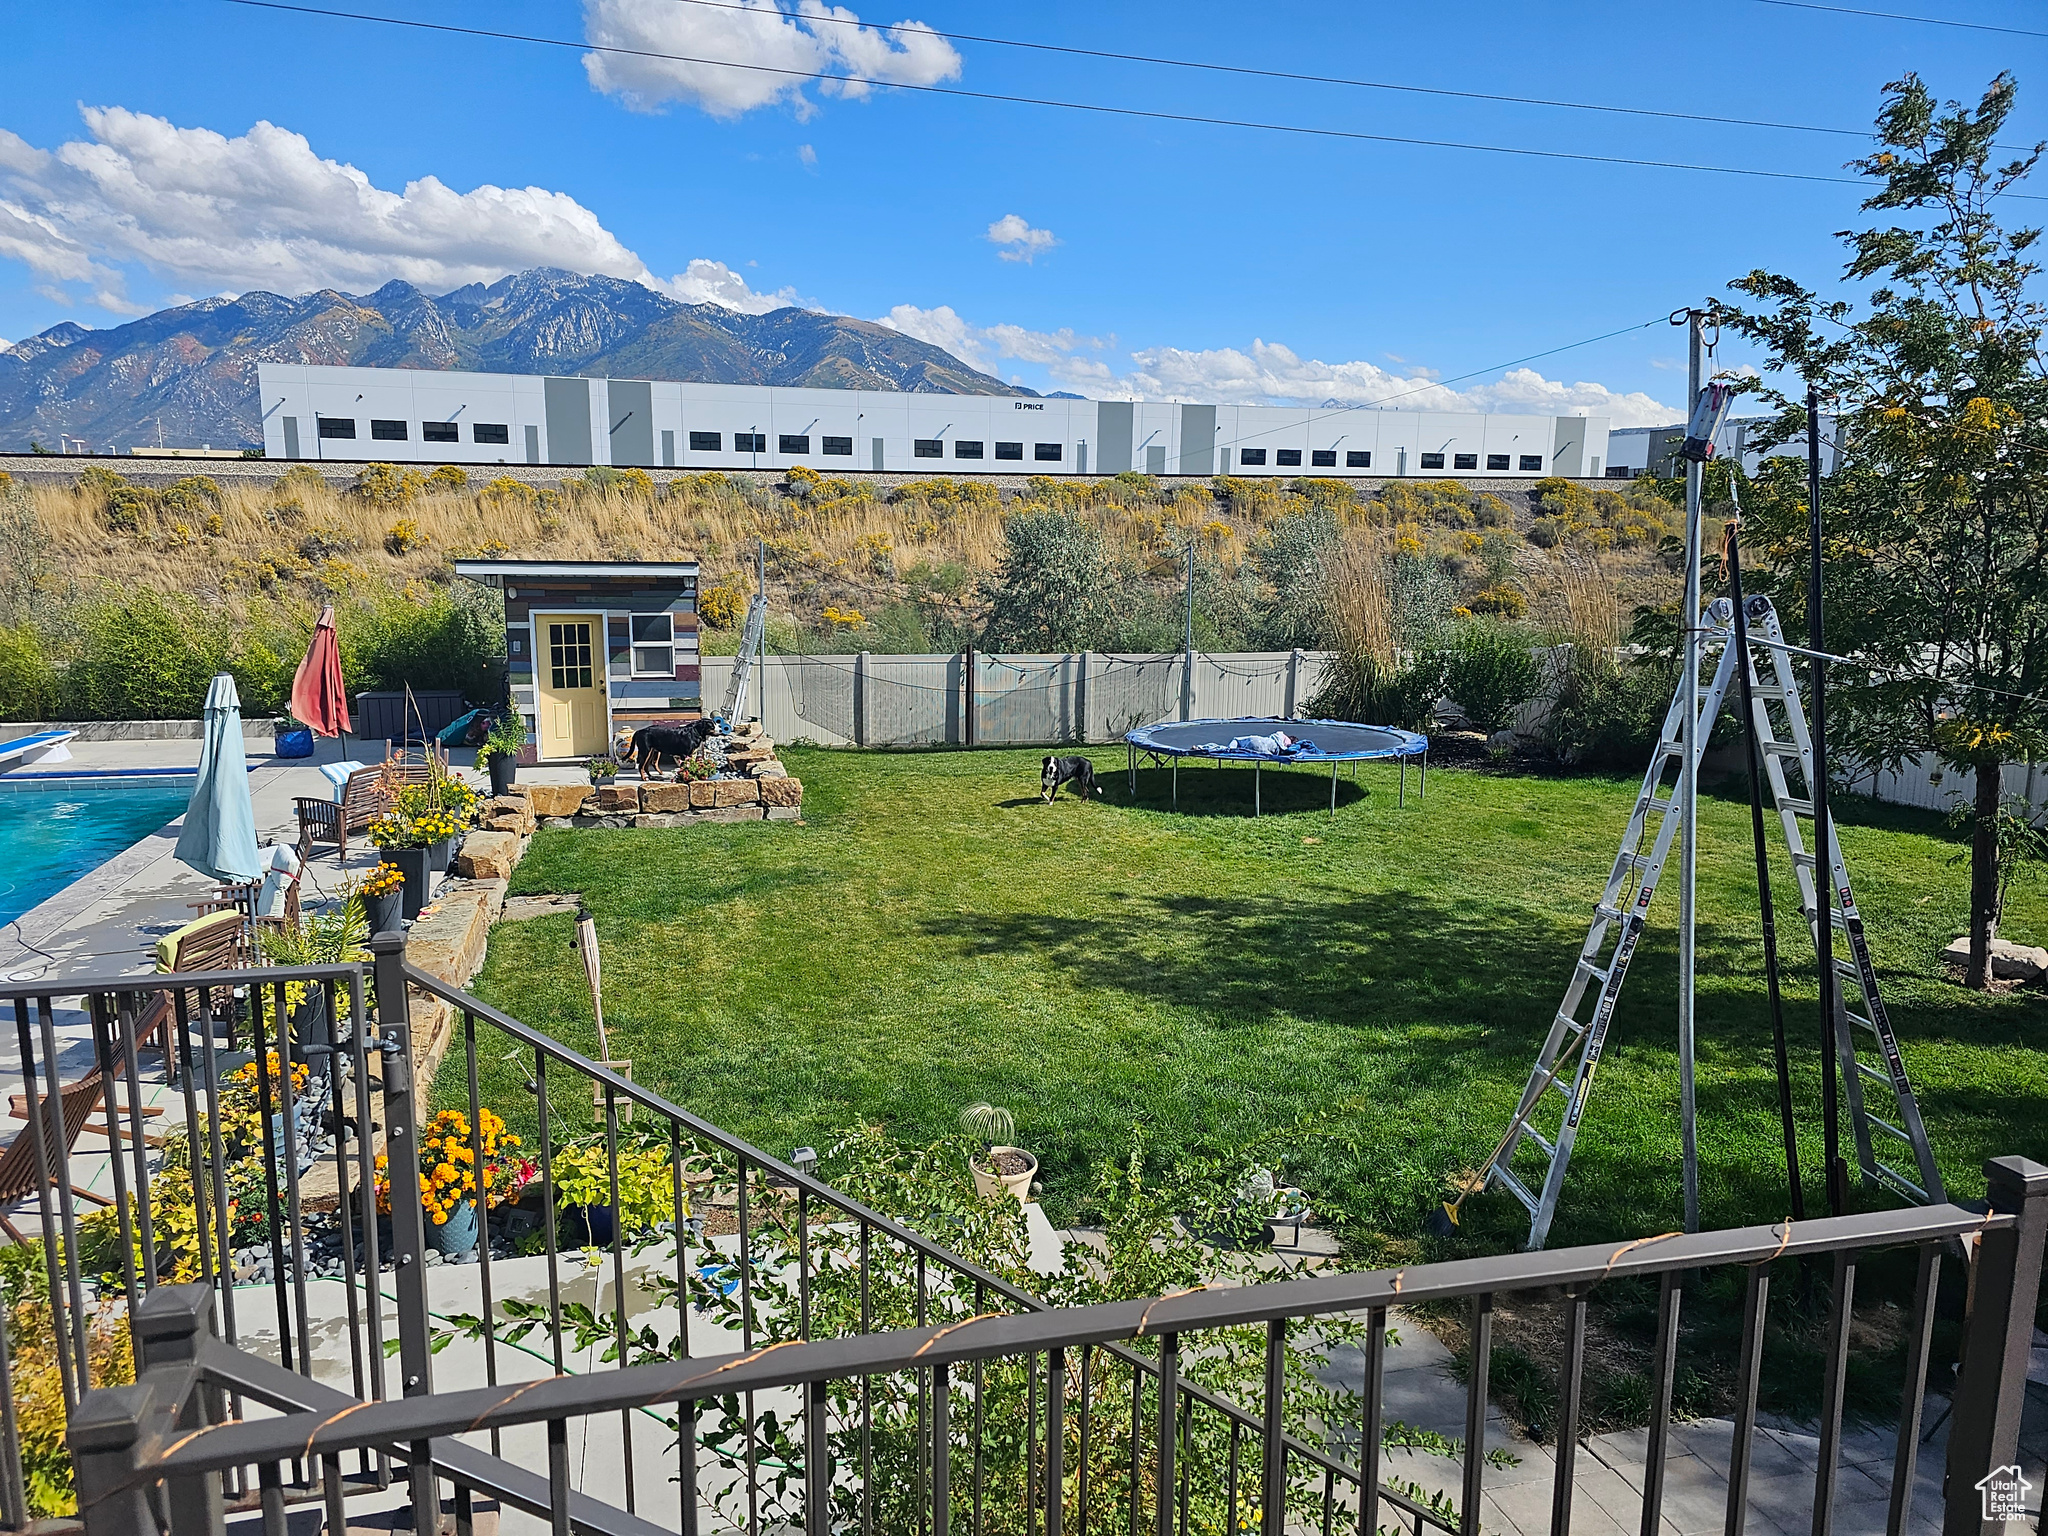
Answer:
(175, 672, 262, 884)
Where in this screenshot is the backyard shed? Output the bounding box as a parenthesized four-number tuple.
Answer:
(452, 559, 701, 762)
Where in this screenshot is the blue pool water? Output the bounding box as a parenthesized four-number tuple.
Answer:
(0, 777, 194, 927)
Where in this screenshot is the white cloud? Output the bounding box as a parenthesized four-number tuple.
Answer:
(797, 143, 817, 167)
(581, 0, 961, 118)
(0, 107, 656, 308)
(875, 303, 1103, 377)
(1069, 339, 1676, 427)
(985, 213, 1057, 264)
(654, 257, 804, 314)
(0, 105, 815, 324)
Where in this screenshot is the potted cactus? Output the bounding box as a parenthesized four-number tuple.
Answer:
(960, 1102, 1037, 1206)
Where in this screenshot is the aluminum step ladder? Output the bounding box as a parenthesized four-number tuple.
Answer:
(1490, 596, 1941, 1249)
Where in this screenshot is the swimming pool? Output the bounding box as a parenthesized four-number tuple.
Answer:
(0, 776, 194, 927)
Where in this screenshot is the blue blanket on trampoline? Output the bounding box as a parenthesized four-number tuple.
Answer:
(1189, 731, 1328, 759)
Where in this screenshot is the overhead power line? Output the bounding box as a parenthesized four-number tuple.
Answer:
(655, 0, 1980, 147)
(227, 1, 2044, 198)
(1752, 0, 2048, 38)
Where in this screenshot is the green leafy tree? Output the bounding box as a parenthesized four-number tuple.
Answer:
(1713, 72, 2048, 989)
(1250, 506, 1340, 649)
(978, 508, 1119, 652)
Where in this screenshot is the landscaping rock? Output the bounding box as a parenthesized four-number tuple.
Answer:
(765, 806, 801, 821)
(540, 816, 577, 830)
(454, 831, 519, 881)
(525, 783, 593, 818)
(688, 779, 719, 809)
(731, 720, 762, 739)
(641, 783, 694, 812)
(701, 807, 765, 822)
(1486, 730, 1518, 752)
(754, 762, 789, 779)
(635, 812, 693, 828)
(478, 794, 537, 835)
(1941, 934, 2048, 981)
(710, 778, 760, 807)
(599, 783, 642, 813)
(758, 776, 803, 808)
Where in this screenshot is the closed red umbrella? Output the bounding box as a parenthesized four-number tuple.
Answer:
(290, 603, 352, 738)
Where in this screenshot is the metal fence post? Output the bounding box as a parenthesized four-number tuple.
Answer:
(68, 1384, 156, 1536)
(1944, 1156, 2048, 1536)
(854, 651, 869, 749)
(136, 1286, 224, 1536)
(1074, 653, 1089, 745)
(1286, 650, 1302, 719)
(371, 930, 439, 1528)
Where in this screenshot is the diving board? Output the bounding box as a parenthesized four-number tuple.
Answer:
(0, 730, 76, 773)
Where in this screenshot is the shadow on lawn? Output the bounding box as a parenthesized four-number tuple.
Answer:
(1105, 764, 1380, 816)
(916, 883, 1825, 1241)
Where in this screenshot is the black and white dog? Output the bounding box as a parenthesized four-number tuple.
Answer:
(624, 718, 719, 779)
(1041, 755, 1102, 803)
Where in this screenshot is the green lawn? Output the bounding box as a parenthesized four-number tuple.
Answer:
(467, 745, 2048, 1252)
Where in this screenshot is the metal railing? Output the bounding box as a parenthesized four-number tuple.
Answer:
(11, 946, 2046, 1536)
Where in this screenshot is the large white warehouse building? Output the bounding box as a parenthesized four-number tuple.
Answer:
(256, 364, 1609, 479)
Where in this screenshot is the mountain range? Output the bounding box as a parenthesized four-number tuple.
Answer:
(0, 268, 1029, 452)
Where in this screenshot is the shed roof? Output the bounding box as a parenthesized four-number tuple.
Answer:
(451, 559, 700, 589)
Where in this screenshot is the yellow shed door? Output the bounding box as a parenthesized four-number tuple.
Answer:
(535, 615, 609, 758)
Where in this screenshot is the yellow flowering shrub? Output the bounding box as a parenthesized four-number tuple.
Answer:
(378, 1108, 527, 1225)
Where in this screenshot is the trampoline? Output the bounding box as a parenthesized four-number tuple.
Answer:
(1124, 716, 1430, 816)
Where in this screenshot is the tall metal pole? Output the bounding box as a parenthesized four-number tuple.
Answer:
(1808, 384, 1846, 1217)
(1180, 539, 1196, 721)
(1678, 312, 1704, 1234)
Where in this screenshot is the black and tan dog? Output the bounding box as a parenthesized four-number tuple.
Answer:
(624, 718, 719, 779)
(1040, 755, 1101, 802)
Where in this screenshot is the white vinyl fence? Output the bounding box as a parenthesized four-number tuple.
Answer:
(700, 650, 1334, 748)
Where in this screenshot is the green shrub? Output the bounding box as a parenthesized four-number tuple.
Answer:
(352, 463, 425, 506)
(1538, 649, 1675, 769)
(62, 590, 232, 720)
(0, 625, 59, 719)
(340, 586, 503, 699)
(1307, 648, 1445, 731)
(1443, 619, 1540, 732)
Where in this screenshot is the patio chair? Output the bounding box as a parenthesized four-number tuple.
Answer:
(0, 1070, 116, 1243)
(295, 765, 390, 863)
(190, 872, 302, 933)
(128, 910, 250, 1074)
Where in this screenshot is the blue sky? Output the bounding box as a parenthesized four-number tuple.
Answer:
(2, 0, 2042, 425)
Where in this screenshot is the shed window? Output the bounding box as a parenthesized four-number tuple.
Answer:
(1454, 453, 1479, 470)
(423, 421, 459, 443)
(1311, 450, 1337, 468)
(954, 440, 984, 459)
(371, 420, 408, 441)
(1420, 453, 1446, 470)
(779, 434, 809, 455)
(995, 441, 1024, 460)
(1033, 442, 1063, 461)
(822, 435, 853, 456)
(1520, 455, 1543, 471)
(1486, 454, 1510, 470)
(317, 417, 356, 439)
(690, 431, 722, 451)
(914, 439, 944, 458)
(631, 612, 675, 677)
(474, 423, 510, 444)
(1239, 448, 1267, 466)
(1276, 449, 1302, 467)
(1346, 450, 1370, 468)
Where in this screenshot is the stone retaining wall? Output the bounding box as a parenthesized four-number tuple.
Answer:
(522, 722, 803, 827)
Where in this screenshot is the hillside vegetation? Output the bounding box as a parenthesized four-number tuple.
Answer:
(0, 460, 1687, 724)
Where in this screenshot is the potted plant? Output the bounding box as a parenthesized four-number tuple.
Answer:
(550, 1134, 682, 1248)
(960, 1103, 1037, 1206)
(358, 862, 406, 933)
(377, 1107, 529, 1259)
(369, 812, 432, 918)
(483, 711, 525, 796)
(586, 753, 623, 786)
(273, 713, 316, 759)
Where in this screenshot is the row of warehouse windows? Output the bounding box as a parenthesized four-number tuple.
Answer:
(314, 417, 1542, 473)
